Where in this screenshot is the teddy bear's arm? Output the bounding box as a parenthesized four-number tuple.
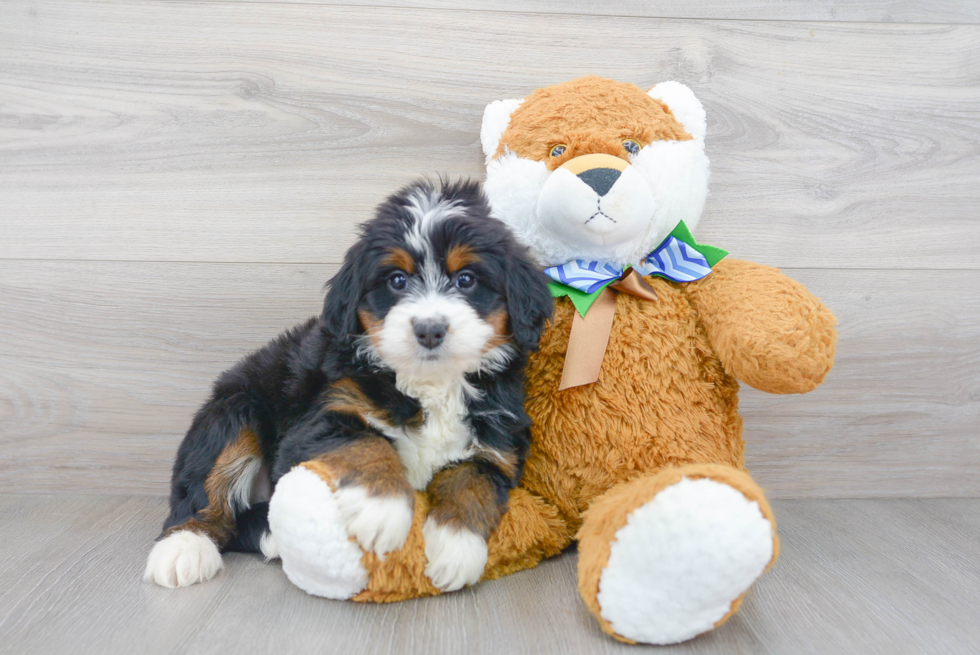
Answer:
(684, 259, 838, 394)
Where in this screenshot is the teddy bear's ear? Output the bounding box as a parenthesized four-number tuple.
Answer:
(481, 98, 524, 163)
(648, 82, 707, 140)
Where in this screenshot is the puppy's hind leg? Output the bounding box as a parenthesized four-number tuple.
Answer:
(145, 393, 267, 588)
(225, 501, 279, 560)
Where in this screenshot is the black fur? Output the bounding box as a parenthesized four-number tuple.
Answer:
(158, 178, 553, 553)
(225, 502, 272, 553)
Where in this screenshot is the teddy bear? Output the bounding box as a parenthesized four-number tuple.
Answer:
(267, 76, 838, 645)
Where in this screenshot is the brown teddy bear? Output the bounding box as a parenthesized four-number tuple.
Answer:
(268, 76, 838, 645)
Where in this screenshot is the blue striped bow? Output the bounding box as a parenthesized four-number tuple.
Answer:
(545, 236, 714, 294)
(544, 221, 728, 316)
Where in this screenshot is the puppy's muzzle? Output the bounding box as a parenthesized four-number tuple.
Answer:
(412, 317, 448, 350)
(561, 153, 630, 197)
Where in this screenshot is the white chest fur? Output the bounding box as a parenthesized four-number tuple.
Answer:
(366, 376, 476, 490)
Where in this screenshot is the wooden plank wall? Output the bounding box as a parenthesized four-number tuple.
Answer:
(1, 0, 978, 497)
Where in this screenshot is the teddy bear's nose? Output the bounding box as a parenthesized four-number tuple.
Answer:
(559, 153, 630, 197)
(577, 168, 621, 197)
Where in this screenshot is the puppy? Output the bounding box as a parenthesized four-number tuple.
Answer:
(144, 179, 553, 592)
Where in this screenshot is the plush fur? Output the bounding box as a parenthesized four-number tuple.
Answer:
(145, 179, 552, 589)
(576, 463, 779, 643)
(482, 75, 709, 268)
(270, 77, 837, 645)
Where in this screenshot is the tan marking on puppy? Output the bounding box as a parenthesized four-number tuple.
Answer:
(358, 308, 385, 352)
(326, 377, 378, 419)
(495, 76, 692, 170)
(382, 247, 415, 274)
(482, 308, 510, 352)
(358, 309, 381, 334)
(474, 446, 520, 480)
(427, 462, 505, 539)
(164, 428, 262, 547)
(325, 377, 424, 429)
(309, 436, 413, 498)
(446, 244, 481, 274)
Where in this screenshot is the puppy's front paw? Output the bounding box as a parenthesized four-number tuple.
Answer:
(422, 519, 488, 592)
(143, 530, 223, 588)
(334, 485, 414, 558)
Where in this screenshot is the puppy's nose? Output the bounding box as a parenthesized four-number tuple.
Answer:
(577, 168, 621, 196)
(559, 153, 630, 197)
(412, 317, 448, 350)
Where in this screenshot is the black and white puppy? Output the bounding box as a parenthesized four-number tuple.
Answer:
(144, 179, 553, 592)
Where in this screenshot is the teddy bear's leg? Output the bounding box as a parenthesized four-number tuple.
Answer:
(269, 463, 572, 602)
(267, 464, 372, 599)
(577, 463, 778, 645)
(356, 487, 572, 602)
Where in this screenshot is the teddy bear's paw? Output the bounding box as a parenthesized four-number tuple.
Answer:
(597, 477, 774, 644)
(422, 518, 488, 592)
(268, 466, 369, 599)
(143, 530, 223, 589)
(334, 484, 414, 558)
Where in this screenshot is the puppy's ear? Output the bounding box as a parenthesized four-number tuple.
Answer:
(504, 256, 554, 352)
(322, 240, 368, 346)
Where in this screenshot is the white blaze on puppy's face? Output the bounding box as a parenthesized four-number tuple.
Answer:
(403, 187, 465, 254)
(481, 78, 710, 269)
(373, 288, 497, 379)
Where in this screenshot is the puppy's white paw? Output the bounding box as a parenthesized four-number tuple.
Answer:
(143, 530, 223, 588)
(259, 530, 280, 561)
(334, 485, 413, 558)
(423, 519, 488, 592)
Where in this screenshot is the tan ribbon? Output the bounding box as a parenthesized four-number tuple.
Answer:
(558, 269, 659, 390)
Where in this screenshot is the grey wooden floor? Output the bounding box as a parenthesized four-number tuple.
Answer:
(0, 496, 978, 655)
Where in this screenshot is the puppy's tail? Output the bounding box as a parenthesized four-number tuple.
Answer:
(225, 502, 278, 560)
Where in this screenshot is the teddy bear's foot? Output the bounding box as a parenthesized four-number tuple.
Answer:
(267, 465, 369, 599)
(577, 464, 778, 645)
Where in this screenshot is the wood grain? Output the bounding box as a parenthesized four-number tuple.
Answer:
(1, 1, 979, 268)
(1, 2, 976, 650)
(1, 261, 976, 498)
(1, 495, 978, 654)
(205, 1, 980, 24)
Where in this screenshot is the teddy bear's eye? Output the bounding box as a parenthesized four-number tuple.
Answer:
(549, 144, 567, 158)
(623, 140, 640, 156)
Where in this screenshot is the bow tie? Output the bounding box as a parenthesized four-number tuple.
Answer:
(542, 221, 727, 390)
(546, 235, 712, 290)
(543, 221, 728, 317)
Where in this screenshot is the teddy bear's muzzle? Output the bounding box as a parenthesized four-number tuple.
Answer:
(536, 153, 656, 249)
(561, 153, 629, 196)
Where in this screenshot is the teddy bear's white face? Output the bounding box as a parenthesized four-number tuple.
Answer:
(480, 81, 710, 269)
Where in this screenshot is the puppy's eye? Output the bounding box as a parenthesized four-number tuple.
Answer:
(623, 139, 640, 156)
(549, 144, 567, 158)
(454, 272, 476, 290)
(388, 272, 408, 291)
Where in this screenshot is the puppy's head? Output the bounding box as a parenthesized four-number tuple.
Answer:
(323, 179, 553, 380)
